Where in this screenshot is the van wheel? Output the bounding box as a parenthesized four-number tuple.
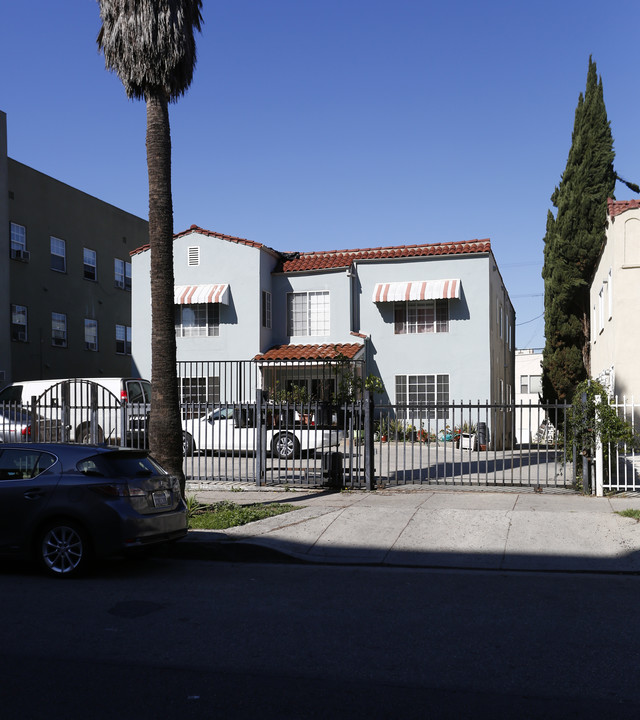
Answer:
(38, 520, 92, 578)
(183, 432, 195, 456)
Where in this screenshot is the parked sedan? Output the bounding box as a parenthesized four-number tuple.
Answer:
(182, 406, 344, 459)
(0, 406, 31, 442)
(0, 443, 187, 577)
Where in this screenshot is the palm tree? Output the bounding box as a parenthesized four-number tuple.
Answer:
(97, 0, 203, 493)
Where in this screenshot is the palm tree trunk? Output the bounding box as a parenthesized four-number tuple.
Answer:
(146, 94, 185, 493)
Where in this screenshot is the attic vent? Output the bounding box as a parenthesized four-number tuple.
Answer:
(188, 246, 200, 266)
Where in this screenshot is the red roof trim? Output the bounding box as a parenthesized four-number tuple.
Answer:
(254, 343, 364, 362)
(278, 239, 491, 273)
(608, 198, 640, 218)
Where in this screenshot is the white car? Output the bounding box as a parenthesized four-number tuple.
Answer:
(182, 406, 344, 459)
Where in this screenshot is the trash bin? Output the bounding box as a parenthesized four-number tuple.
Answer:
(322, 451, 343, 489)
(477, 422, 488, 450)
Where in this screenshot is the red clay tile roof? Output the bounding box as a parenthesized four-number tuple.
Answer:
(254, 343, 365, 362)
(608, 198, 640, 218)
(130, 225, 277, 257)
(277, 239, 491, 272)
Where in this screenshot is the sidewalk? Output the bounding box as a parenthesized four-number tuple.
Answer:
(176, 483, 640, 572)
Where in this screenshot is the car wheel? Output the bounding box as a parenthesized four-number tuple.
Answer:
(183, 432, 195, 456)
(274, 433, 300, 459)
(38, 521, 91, 578)
(77, 424, 104, 444)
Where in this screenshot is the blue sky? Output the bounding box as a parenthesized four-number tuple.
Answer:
(3, 1, 640, 350)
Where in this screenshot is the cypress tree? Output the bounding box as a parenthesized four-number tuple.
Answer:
(541, 57, 616, 402)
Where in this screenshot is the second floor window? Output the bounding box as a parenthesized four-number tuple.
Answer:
(394, 300, 449, 334)
(116, 324, 132, 355)
(175, 303, 220, 338)
(262, 291, 272, 329)
(11, 305, 27, 342)
(10, 223, 28, 260)
(52, 312, 67, 347)
(114, 259, 132, 290)
(287, 291, 330, 336)
(84, 319, 98, 351)
(51, 237, 66, 272)
(84, 248, 97, 281)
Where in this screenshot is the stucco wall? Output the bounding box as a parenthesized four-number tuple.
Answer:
(7, 158, 148, 383)
(0, 112, 10, 386)
(356, 254, 495, 403)
(591, 210, 640, 398)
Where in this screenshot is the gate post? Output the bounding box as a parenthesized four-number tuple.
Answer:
(256, 389, 266, 487)
(364, 390, 375, 491)
(594, 395, 604, 497)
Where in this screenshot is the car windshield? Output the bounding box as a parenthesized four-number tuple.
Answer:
(0, 386, 23, 404)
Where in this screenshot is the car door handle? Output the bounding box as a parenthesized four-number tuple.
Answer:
(24, 489, 45, 500)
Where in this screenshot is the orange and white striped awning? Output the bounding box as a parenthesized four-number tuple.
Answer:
(174, 284, 230, 305)
(372, 279, 461, 303)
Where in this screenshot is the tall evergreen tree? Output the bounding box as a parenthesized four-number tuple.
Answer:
(97, 0, 203, 493)
(541, 57, 615, 402)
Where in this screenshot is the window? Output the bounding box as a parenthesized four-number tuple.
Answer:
(84, 319, 98, 351)
(607, 268, 613, 320)
(114, 259, 132, 290)
(598, 284, 606, 334)
(394, 300, 449, 334)
(180, 376, 220, 404)
(52, 312, 67, 347)
(50, 237, 66, 272)
(262, 291, 272, 329)
(395, 374, 449, 420)
(11, 305, 27, 342)
(175, 303, 219, 337)
(10, 223, 29, 261)
(188, 246, 200, 266)
(287, 291, 330, 336)
(115, 324, 131, 355)
(83, 248, 97, 281)
(520, 374, 542, 395)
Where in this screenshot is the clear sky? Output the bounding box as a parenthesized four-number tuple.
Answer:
(3, 1, 640, 350)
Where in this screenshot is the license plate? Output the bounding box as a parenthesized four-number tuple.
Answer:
(152, 490, 171, 508)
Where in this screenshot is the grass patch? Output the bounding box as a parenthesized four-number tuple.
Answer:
(187, 498, 297, 530)
(616, 508, 640, 522)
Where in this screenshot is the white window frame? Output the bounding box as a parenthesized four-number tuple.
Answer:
(262, 291, 272, 329)
(50, 236, 66, 273)
(395, 374, 449, 420)
(10, 223, 28, 260)
(394, 300, 449, 334)
(115, 324, 132, 355)
(175, 303, 220, 338)
(287, 291, 330, 337)
(84, 248, 97, 281)
(607, 268, 613, 320)
(114, 259, 132, 290)
(598, 284, 606, 334)
(11, 304, 28, 342)
(84, 318, 98, 351)
(52, 312, 67, 347)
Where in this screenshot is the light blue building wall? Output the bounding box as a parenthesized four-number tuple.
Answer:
(355, 253, 496, 404)
(271, 268, 352, 346)
(132, 229, 280, 379)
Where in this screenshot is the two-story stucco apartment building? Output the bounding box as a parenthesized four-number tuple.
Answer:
(131, 225, 516, 417)
(0, 111, 149, 387)
(591, 198, 640, 400)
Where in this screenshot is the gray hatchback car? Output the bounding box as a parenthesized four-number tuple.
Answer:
(0, 443, 188, 577)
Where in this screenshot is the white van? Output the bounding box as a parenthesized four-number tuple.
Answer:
(0, 377, 151, 445)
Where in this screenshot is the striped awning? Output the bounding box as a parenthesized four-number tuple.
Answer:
(372, 279, 461, 303)
(174, 284, 230, 305)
